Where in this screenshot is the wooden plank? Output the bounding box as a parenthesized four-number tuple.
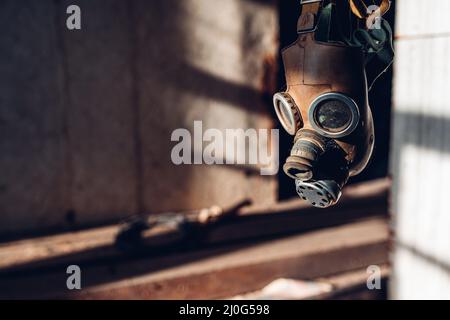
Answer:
(319, 265, 389, 299)
(0, 218, 389, 299)
(227, 265, 390, 300)
(0, 179, 389, 272)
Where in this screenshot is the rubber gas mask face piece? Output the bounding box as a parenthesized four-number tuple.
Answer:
(273, 0, 393, 208)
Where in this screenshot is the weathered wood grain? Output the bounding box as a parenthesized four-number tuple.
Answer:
(0, 178, 389, 272)
(0, 218, 389, 299)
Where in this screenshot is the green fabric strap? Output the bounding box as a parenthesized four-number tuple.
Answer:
(315, 3, 334, 42)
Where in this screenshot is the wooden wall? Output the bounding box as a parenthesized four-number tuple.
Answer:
(0, 0, 278, 237)
(390, 0, 450, 299)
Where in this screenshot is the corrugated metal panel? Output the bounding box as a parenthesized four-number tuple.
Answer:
(391, 0, 450, 299)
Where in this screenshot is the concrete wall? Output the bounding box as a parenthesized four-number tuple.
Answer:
(390, 0, 450, 299)
(0, 0, 278, 236)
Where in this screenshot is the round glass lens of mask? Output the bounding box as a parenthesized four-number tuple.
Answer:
(314, 100, 353, 133)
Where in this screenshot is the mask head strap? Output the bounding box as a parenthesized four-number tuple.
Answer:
(297, 0, 324, 34)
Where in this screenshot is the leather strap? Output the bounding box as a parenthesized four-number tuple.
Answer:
(297, 0, 323, 34)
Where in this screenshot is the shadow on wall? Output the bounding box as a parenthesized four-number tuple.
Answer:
(0, 0, 278, 238)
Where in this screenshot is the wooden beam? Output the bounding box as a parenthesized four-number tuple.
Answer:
(226, 265, 390, 300)
(0, 179, 389, 273)
(0, 217, 389, 299)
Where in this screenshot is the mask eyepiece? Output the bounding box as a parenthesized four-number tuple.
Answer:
(273, 92, 303, 136)
(309, 93, 360, 138)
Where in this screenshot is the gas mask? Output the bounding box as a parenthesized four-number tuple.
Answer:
(274, 0, 393, 208)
